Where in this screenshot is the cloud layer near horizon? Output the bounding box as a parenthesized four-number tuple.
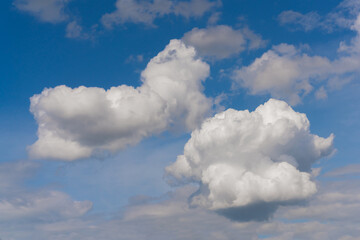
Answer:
(166, 99, 334, 220)
(29, 40, 212, 160)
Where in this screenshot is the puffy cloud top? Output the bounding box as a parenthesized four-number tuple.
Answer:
(166, 99, 334, 214)
(29, 40, 212, 160)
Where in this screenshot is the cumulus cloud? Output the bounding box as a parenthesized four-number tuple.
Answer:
(232, 44, 332, 105)
(233, 13, 360, 105)
(13, 0, 70, 23)
(182, 25, 265, 59)
(166, 99, 334, 221)
(29, 39, 212, 160)
(101, 0, 220, 28)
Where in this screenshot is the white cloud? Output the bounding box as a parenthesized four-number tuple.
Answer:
(65, 21, 91, 40)
(233, 44, 331, 105)
(0, 161, 39, 195)
(278, 0, 360, 32)
(14, 0, 70, 23)
(233, 14, 360, 105)
(315, 86, 328, 100)
(29, 39, 212, 160)
(324, 163, 360, 177)
(278, 11, 321, 32)
(101, 0, 220, 28)
(0, 161, 92, 224)
(5, 180, 360, 239)
(166, 99, 334, 219)
(0, 190, 92, 221)
(182, 25, 265, 59)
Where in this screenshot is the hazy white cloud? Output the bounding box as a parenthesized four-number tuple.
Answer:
(14, 0, 70, 23)
(182, 25, 265, 59)
(0, 161, 92, 224)
(166, 99, 334, 220)
(0, 161, 39, 195)
(324, 163, 360, 177)
(315, 86, 328, 100)
(126, 54, 144, 63)
(0, 190, 92, 222)
(207, 11, 221, 25)
(5, 180, 360, 240)
(278, 11, 322, 32)
(278, 0, 360, 32)
(29, 39, 212, 160)
(233, 14, 360, 105)
(65, 21, 92, 39)
(101, 0, 220, 28)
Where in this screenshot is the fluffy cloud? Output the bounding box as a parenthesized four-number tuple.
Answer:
(166, 99, 334, 220)
(13, 0, 70, 23)
(29, 40, 212, 160)
(101, 0, 220, 28)
(232, 44, 332, 105)
(233, 13, 360, 105)
(182, 25, 265, 59)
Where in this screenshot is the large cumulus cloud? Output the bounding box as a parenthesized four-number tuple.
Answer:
(29, 39, 212, 160)
(166, 99, 334, 221)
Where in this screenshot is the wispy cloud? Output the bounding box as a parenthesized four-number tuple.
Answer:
(278, 0, 360, 32)
(101, 0, 221, 28)
(13, 0, 71, 23)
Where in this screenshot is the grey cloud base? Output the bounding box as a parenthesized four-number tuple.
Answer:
(29, 40, 212, 160)
(166, 99, 334, 221)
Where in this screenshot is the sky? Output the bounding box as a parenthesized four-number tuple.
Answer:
(1, 0, 360, 239)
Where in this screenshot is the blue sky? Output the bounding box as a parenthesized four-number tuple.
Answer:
(1, 0, 360, 239)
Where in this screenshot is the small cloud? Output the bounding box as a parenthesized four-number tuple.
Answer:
(125, 54, 144, 63)
(207, 12, 221, 25)
(101, 0, 220, 29)
(182, 25, 265, 60)
(278, 0, 360, 32)
(315, 86, 328, 100)
(13, 0, 70, 24)
(324, 164, 360, 177)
